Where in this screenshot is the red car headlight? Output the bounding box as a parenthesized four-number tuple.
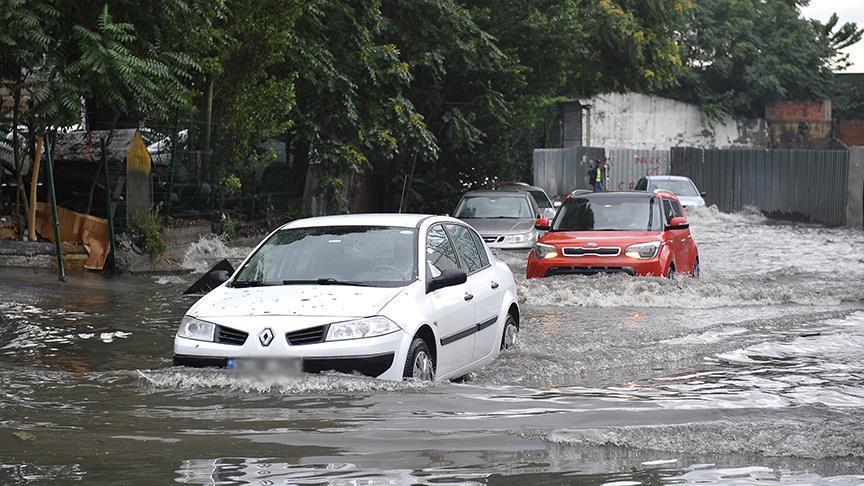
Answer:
(624, 241, 661, 259)
(533, 243, 558, 259)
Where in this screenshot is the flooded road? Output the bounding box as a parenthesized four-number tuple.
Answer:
(1, 207, 864, 484)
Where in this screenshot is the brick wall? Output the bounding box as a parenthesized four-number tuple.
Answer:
(766, 100, 832, 122)
(838, 119, 864, 147)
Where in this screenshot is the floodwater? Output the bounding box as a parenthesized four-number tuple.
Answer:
(1, 207, 864, 484)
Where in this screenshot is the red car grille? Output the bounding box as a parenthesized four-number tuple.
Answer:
(562, 247, 621, 256)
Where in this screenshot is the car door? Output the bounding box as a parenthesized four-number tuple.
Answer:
(670, 199, 695, 273)
(425, 223, 476, 375)
(661, 198, 683, 273)
(445, 223, 501, 361)
(661, 199, 690, 274)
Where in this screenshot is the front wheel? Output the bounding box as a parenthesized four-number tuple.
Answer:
(501, 314, 519, 350)
(692, 259, 700, 279)
(666, 265, 676, 279)
(403, 338, 435, 381)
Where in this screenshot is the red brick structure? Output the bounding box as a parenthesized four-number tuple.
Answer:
(838, 120, 864, 147)
(766, 100, 832, 122)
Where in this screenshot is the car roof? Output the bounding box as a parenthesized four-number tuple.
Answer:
(461, 190, 530, 197)
(643, 175, 693, 182)
(280, 213, 440, 229)
(568, 190, 680, 201)
(498, 182, 543, 190)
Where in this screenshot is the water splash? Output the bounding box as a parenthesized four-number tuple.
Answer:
(137, 368, 434, 395)
(180, 235, 250, 273)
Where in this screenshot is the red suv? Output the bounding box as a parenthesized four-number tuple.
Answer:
(526, 191, 699, 279)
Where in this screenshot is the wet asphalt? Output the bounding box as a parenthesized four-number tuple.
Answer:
(1, 207, 864, 484)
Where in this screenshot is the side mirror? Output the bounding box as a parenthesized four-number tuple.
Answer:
(700, 192, 707, 198)
(666, 216, 689, 230)
(183, 259, 235, 295)
(535, 217, 551, 231)
(427, 269, 467, 293)
(553, 201, 562, 208)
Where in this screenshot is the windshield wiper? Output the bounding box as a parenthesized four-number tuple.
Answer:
(282, 278, 368, 287)
(231, 280, 277, 288)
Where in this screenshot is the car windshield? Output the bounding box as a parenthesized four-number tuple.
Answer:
(552, 196, 663, 231)
(455, 195, 533, 219)
(651, 179, 698, 197)
(232, 226, 417, 287)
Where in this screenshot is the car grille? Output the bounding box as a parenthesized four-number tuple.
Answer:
(286, 325, 328, 345)
(482, 235, 504, 243)
(546, 266, 635, 276)
(215, 325, 248, 346)
(562, 247, 621, 256)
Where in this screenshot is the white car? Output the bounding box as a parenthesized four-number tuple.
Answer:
(635, 175, 707, 208)
(173, 214, 520, 381)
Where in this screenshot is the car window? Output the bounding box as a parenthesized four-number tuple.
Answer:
(553, 196, 663, 232)
(455, 195, 533, 219)
(662, 199, 684, 222)
(426, 224, 460, 278)
(635, 178, 647, 191)
(652, 179, 698, 197)
(528, 190, 552, 209)
(468, 228, 490, 268)
(445, 224, 486, 273)
(232, 226, 417, 287)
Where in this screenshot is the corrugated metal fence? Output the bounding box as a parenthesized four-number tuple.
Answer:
(533, 147, 604, 197)
(606, 148, 670, 192)
(671, 147, 849, 226)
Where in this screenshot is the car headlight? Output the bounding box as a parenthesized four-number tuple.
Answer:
(177, 315, 216, 342)
(326, 316, 401, 341)
(533, 242, 558, 259)
(504, 232, 535, 244)
(624, 241, 661, 259)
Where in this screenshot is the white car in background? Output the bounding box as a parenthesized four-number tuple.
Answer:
(174, 214, 520, 381)
(635, 175, 707, 208)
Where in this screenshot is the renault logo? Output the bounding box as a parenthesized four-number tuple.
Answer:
(259, 328, 274, 347)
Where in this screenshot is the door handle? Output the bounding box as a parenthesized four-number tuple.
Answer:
(464, 293, 474, 301)
(491, 281, 499, 289)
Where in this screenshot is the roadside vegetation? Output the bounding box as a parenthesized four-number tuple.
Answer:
(1, 0, 860, 224)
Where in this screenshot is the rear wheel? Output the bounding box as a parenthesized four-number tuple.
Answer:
(403, 337, 435, 381)
(501, 313, 519, 350)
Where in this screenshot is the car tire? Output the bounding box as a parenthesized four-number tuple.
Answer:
(692, 259, 700, 279)
(403, 337, 435, 381)
(666, 265, 676, 279)
(501, 313, 519, 350)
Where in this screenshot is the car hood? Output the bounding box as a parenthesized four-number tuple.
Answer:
(461, 218, 535, 234)
(540, 231, 662, 246)
(677, 195, 705, 207)
(188, 284, 406, 319)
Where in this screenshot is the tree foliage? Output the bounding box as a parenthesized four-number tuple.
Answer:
(658, 0, 863, 121)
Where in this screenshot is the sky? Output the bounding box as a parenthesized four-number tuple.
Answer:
(801, 1, 864, 73)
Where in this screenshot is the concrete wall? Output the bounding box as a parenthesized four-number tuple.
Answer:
(581, 93, 764, 150)
(848, 148, 864, 229)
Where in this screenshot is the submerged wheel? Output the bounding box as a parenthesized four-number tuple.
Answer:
(501, 313, 519, 350)
(692, 259, 700, 279)
(403, 337, 435, 381)
(666, 265, 676, 279)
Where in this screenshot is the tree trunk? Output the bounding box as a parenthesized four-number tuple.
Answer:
(27, 134, 43, 241)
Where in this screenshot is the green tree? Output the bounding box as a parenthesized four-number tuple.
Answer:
(380, 0, 686, 213)
(659, 0, 862, 121)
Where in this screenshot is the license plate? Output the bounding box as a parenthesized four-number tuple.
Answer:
(226, 357, 303, 376)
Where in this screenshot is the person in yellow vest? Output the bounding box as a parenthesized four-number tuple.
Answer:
(591, 160, 605, 192)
